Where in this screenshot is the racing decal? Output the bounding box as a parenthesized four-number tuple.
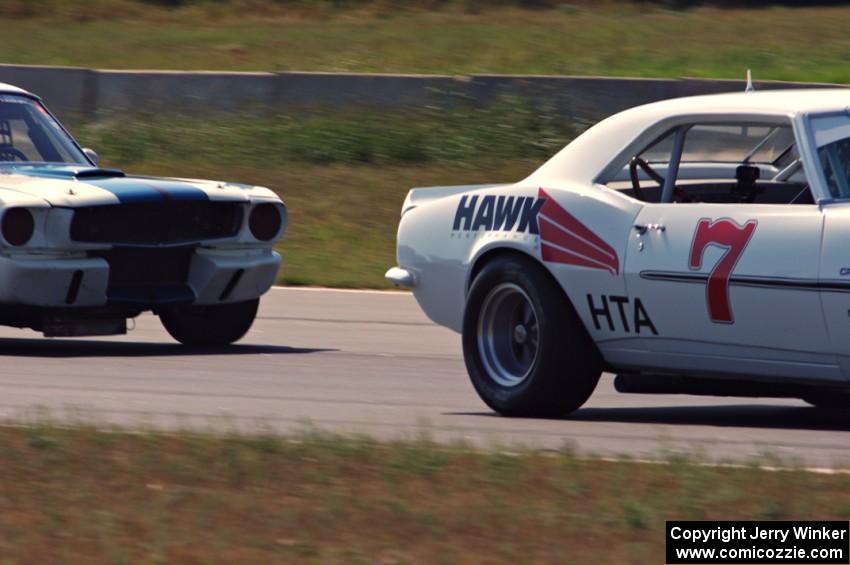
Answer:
(586, 294, 658, 335)
(688, 217, 757, 324)
(453, 195, 543, 233)
(538, 188, 620, 275)
(640, 272, 836, 291)
(453, 189, 620, 274)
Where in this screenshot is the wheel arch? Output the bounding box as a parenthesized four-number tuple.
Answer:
(468, 247, 540, 293)
(466, 246, 594, 339)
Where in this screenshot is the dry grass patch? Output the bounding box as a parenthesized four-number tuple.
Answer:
(0, 425, 848, 563)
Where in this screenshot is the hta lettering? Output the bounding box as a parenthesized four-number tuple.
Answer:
(586, 294, 658, 335)
(453, 195, 545, 233)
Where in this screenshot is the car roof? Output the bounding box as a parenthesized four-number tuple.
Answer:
(0, 83, 33, 97)
(624, 88, 850, 116)
(525, 88, 850, 187)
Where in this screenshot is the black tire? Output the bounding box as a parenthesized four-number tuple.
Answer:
(159, 298, 259, 346)
(462, 254, 602, 417)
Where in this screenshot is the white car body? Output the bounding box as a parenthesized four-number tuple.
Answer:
(0, 83, 284, 341)
(389, 88, 850, 407)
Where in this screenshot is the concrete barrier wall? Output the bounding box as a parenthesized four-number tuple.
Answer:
(0, 63, 842, 121)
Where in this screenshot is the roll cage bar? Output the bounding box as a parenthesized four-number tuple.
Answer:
(632, 122, 799, 204)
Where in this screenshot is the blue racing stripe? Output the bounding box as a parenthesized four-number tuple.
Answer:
(13, 166, 209, 203)
(84, 177, 209, 203)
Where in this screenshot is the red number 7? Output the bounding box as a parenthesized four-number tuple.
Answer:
(689, 218, 757, 324)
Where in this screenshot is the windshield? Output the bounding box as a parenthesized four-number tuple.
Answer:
(0, 95, 88, 165)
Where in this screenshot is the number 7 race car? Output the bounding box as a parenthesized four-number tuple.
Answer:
(0, 83, 285, 345)
(388, 88, 850, 416)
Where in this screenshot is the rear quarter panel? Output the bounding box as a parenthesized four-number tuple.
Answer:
(396, 181, 641, 336)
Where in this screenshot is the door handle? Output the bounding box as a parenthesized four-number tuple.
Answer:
(634, 223, 666, 235)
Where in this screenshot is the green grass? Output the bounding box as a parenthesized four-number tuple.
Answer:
(77, 103, 576, 168)
(1, 2, 850, 82)
(0, 423, 847, 563)
(71, 106, 575, 287)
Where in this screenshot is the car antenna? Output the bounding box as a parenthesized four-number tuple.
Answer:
(745, 69, 754, 93)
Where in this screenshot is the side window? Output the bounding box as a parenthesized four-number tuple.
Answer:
(819, 140, 850, 198)
(606, 121, 812, 205)
(681, 124, 793, 163)
(811, 114, 850, 199)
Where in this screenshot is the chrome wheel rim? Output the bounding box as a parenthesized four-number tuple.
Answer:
(477, 283, 540, 387)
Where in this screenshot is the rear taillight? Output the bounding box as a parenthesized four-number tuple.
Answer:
(249, 203, 281, 241)
(2, 208, 34, 246)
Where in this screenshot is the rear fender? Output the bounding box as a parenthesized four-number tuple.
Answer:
(396, 181, 639, 336)
(465, 184, 640, 346)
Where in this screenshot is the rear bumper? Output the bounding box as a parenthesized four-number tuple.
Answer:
(0, 248, 281, 308)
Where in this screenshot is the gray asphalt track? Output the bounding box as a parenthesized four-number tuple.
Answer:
(0, 287, 848, 468)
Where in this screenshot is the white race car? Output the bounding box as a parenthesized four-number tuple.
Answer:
(0, 83, 284, 345)
(388, 88, 850, 415)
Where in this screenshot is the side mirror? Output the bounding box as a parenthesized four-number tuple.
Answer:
(83, 147, 99, 166)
